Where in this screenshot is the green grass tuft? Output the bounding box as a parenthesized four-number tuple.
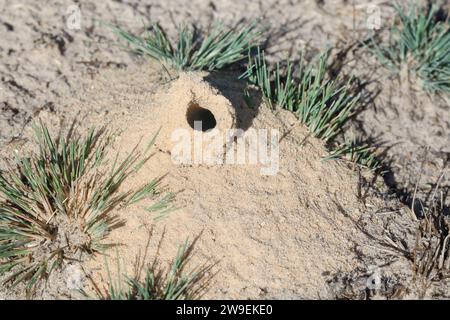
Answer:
(0, 123, 170, 294)
(240, 48, 359, 142)
(113, 22, 261, 72)
(86, 241, 210, 300)
(369, 2, 450, 95)
(324, 139, 381, 170)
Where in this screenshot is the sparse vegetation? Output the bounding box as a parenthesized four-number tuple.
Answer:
(113, 22, 261, 72)
(410, 179, 450, 297)
(325, 139, 381, 171)
(329, 180, 450, 300)
(370, 3, 450, 95)
(240, 48, 360, 142)
(1, 1, 449, 301)
(86, 241, 211, 300)
(0, 123, 170, 294)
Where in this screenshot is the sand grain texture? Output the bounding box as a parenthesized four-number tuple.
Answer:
(82, 72, 386, 299)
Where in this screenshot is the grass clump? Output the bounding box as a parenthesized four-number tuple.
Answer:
(370, 3, 450, 95)
(87, 241, 211, 300)
(240, 48, 359, 142)
(325, 139, 381, 171)
(0, 123, 170, 294)
(113, 22, 261, 72)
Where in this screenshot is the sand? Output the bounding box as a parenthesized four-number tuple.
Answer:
(79, 71, 376, 299)
(0, 0, 448, 196)
(1, 0, 448, 200)
(0, 0, 449, 300)
(0, 59, 447, 300)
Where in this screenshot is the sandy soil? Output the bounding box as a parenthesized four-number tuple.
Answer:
(0, 62, 443, 300)
(1, 0, 448, 198)
(83, 72, 389, 299)
(0, 0, 449, 299)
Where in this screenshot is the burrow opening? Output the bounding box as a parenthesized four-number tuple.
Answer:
(186, 102, 217, 131)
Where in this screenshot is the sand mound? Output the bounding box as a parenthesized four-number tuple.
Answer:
(82, 72, 389, 299)
(156, 73, 236, 149)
